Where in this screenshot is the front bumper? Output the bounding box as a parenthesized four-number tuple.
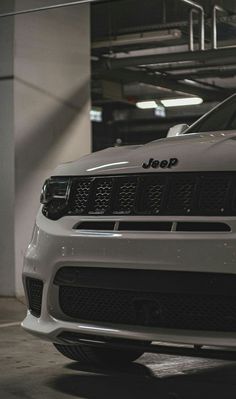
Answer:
(22, 210, 236, 348)
(22, 310, 236, 349)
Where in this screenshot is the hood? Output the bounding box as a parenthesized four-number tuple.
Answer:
(53, 130, 236, 176)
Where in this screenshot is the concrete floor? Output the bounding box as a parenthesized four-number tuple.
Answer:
(1, 299, 236, 398)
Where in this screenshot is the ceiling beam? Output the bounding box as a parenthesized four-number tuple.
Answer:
(95, 68, 231, 101)
(93, 47, 236, 74)
(169, 66, 236, 80)
(148, 58, 236, 72)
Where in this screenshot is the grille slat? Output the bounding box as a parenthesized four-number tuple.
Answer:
(67, 172, 236, 216)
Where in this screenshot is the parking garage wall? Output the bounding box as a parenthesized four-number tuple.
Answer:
(11, 2, 91, 297)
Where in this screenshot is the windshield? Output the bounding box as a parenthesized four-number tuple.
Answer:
(186, 94, 236, 134)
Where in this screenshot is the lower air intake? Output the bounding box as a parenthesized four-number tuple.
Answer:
(26, 278, 43, 318)
(55, 266, 236, 333)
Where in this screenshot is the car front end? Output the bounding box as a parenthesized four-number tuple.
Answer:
(22, 129, 236, 357)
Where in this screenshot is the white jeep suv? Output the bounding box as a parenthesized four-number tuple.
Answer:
(22, 94, 236, 365)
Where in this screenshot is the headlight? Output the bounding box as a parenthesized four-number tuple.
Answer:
(40, 177, 71, 220)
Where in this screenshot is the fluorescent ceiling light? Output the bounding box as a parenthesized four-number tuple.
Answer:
(92, 29, 181, 49)
(161, 97, 203, 107)
(136, 101, 158, 109)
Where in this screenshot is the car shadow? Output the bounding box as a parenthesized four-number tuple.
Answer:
(47, 354, 236, 399)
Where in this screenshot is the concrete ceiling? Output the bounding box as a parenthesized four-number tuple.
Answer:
(91, 0, 236, 112)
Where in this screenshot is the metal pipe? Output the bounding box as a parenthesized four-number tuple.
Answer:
(212, 4, 228, 49)
(181, 0, 205, 51)
(147, 58, 236, 72)
(189, 8, 198, 51)
(189, 8, 205, 51)
(162, 0, 167, 24)
(0, 0, 110, 19)
(167, 65, 236, 80)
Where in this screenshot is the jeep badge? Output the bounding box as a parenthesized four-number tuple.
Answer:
(142, 157, 178, 169)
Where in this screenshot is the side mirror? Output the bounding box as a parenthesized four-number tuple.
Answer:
(167, 123, 189, 138)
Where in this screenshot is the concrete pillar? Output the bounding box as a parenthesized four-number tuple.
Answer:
(0, 2, 15, 296)
(0, 2, 91, 296)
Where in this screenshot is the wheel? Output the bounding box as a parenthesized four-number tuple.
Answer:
(54, 343, 144, 365)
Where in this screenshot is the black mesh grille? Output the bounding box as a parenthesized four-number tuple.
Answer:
(65, 172, 236, 217)
(26, 278, 43, 318)
(70, 179, 92, 214)
(167, 176, 196, 213)
(92, 179, 113, 214)
(55, 268, 236, 333)
(139, 176, 165, 214)
(199, 176, 231, 213)
(59, 285, 236, 332)
(114, 178, 137, 214)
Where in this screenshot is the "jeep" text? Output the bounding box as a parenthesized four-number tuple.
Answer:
(142, 157, 178, 169)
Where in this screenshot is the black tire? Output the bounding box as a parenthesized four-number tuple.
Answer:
(54, 343, 144, 365)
